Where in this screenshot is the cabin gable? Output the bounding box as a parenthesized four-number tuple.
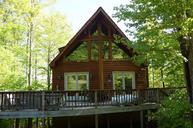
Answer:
(50, 7, 148, 91)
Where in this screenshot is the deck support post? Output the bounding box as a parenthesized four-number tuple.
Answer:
(27, 118, 32, 128)
(130, 119, 133, 128)
(42, 118, 46, 128)
(95, 91, 98, 108)
(67, 117, 71, 128)
(95, 114, 99, 128)
(107, 116, 110, 128)
(140, 111, 144, 128)
(42, 92, 45, 111)
(15, 118, 20, 128)
(35, 118, 38, 128)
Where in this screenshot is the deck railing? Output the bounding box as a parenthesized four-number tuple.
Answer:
(0, 87, 185, 111)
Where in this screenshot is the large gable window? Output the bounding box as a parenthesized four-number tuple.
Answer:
(65, 41, 88, 61)
(64, 72, 89, 91)
(112, 43, 129, 60)
(91, 41, 99, 60)
(113, 72, 135, 90)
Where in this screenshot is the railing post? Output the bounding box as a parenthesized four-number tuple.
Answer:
(42, 91, 45, 111)
(156, 88, 159, 103)
(95, 91, 98, 108)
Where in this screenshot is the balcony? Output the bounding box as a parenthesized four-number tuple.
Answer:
(0, 87, 184, 119)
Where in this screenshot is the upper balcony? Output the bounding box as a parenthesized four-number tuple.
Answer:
(0, 87, 184, 119)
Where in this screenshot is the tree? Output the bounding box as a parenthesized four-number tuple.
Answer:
(0, 46, 26, 90)
(35, 12, 72, 90)
(156, 90, 192, 128)
(114, 0, 193, 103)
(0, 0, 72, 91)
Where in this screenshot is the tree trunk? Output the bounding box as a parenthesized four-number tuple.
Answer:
(47, 48, 51, 90)
(179, 35, 193, 104)
(15, 119, 20, 128)
(34, 53, 37, 82)
(28, 23, 33, 89)
(160, 68, 165, 88)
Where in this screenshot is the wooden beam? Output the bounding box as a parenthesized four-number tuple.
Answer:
(15, 118, 20, 128)
(130, 119, 133, 128)
(79, 35, 110, 42)
(98, 22, 104, 90)
(42, 118, 46, 128)
(0, 104, 159, 119)
(95, 114, 98, 128)
(67, 117, 71, 128)
(140, 111, 144, 128)
(88, 30, 91, 61)
(27, 118, 32, 128)
(107, 116, 110, 128)
(108, 27, 112, 60)
(35, 118, 38, 128)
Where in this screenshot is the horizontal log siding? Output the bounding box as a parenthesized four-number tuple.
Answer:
(103, 60, 147, 90)
(52, 61, 99, 90)
(52, 60, 147, 91)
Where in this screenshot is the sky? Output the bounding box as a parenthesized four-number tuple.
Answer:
(48, 0, 129, 36)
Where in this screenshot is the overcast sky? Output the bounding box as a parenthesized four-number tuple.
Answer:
(48, 0, 129, 36)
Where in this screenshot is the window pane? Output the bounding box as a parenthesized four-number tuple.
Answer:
(67, 75, 76, 90)
(114, 72, 123, 90)
(78, 75, 87, 90)
(65, 41, 88, 61)
(91, 41, 98, 60)
(103, 41, 109, 60)
(125, 73, 133, 90)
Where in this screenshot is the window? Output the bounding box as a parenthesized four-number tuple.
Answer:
(103, 41, 109, 60)
(113, 72, 135, 90)
(112, 43, 129, 60)
(64, 72, 89, 91)
(65, 41, 88, 61)
(91, 41, 98, 60)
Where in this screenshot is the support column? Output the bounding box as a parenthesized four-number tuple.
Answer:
(35, 118, 38, 128)
(95, 114, 99, 128)
(47, 117, 51, 128)
(140, 111, 144, 128)
(27, 118, 32, 128)
(42, 118, 46, 128)
(15, 119, 20, 128)
(130, 119, 133, 128)
(107, 116, 110, 128)
(67, 117, 71, 128)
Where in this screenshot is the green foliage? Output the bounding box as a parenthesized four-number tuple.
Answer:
(113, 0, 193, 87)
(0, 46, 26, 90)
(156, 90, 193, 128)
(0, 0, 72, 90)
(0, 119, 13, 128)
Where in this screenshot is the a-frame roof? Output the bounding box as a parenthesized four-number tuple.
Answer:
(50, 7, 130, 68)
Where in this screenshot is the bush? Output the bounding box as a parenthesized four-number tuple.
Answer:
(156, 90, 193, 128)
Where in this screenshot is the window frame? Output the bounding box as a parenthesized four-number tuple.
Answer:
(112, 71, 135, 90)
(64, 72, 89, 91)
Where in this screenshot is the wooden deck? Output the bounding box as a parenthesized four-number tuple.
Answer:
(0, 88, 184, 119)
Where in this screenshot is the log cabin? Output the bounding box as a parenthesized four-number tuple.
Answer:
(0, 7, 183, 128)
(49, 7, 149, 128)
(50, 7, 148, 92)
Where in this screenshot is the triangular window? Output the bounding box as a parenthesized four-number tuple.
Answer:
(112, 43, 129, 60)
(65, 41, 88, 61)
